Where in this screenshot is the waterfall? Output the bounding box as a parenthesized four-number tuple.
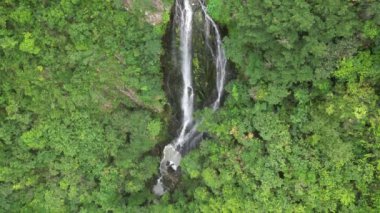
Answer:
(200, 3, 227, 110)
(154, 0, 227, 196)
(176, 0, 194, 147)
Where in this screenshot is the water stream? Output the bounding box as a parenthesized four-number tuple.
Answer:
(154, 0, 227, 196)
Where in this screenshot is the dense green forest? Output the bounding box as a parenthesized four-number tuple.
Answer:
(1, 0, 379, 212)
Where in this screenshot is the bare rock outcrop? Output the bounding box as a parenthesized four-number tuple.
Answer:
(124, 0, 168, 26)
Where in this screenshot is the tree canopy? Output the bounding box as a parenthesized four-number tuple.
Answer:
(1, 0, 379, 212)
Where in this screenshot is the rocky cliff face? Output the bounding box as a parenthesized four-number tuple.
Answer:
(124, 0, 169, 26)
(123, 0, 133, 9)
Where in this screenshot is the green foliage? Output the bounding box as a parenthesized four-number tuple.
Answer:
(363, 21, 380, 39)
(19, 32, 40, 54)
(0, 0, 170, 211)
(211, 0, 378, 104)
(147, 0, 380, 212)
(1, 0, 380, 212)
(335, 51, 380, 84)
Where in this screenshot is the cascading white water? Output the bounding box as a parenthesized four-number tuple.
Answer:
(200, 2, 227, 110)
(177, 0, 194, 146)
(154, 0, 227, 196)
